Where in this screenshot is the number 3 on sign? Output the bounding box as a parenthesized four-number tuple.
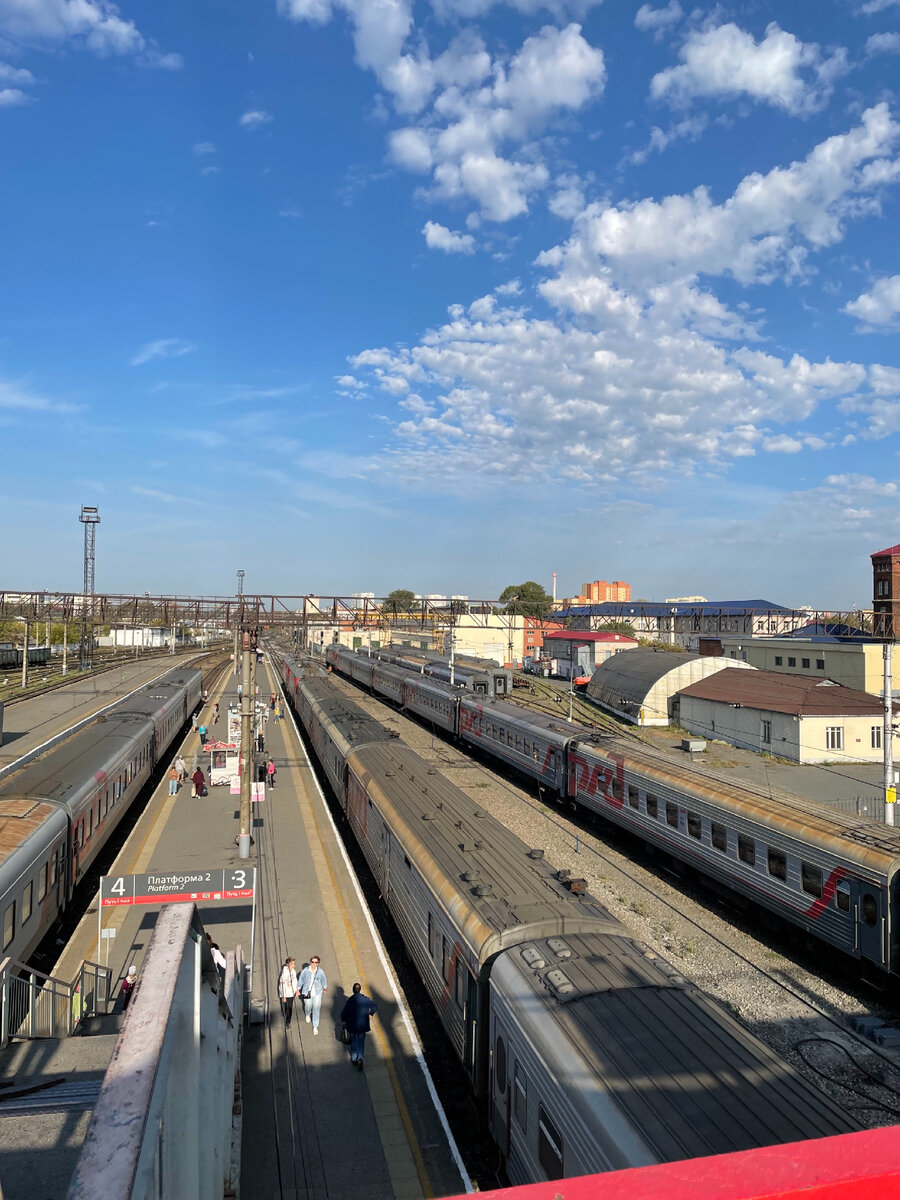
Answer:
(231, 870, 246, 889)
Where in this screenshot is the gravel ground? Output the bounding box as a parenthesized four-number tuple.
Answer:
(330, 674, 900, 1131)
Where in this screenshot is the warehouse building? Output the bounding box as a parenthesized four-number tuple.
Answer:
(585, 649, 755, 726)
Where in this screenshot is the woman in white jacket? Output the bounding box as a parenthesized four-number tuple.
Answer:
(298, 956, 327, 1034)
(278, 957, 299, 1027)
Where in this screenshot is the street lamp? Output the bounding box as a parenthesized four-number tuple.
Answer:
(237, 570, 245, 598)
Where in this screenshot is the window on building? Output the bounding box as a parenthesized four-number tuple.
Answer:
(774, 655, 783, 666)
(738, 836, 756, 866)
(665, 802, 679, 828)
(761, 719, 772, 745)
(802, 658, 810, 669)
(646, 793, 658, 818)
(687, 812, 702, 839)
(767, 849, 787, 881)
(538, 1107, 564, 1182)
(872, 726, 883, 750)
(788, 657, 796, 668)
(802, 863, 823, 899)
(2, 902, 14, 950)
(514, 1064, 527, 1130)
(816, 659, 825, 670)
(826, 727, 844, 752)
(711, 822, 727, 852)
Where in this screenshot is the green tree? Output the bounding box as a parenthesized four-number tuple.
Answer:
(596, 620, 637, 638)
(384, 589, 417, 615)
(499, 581, 552, 617)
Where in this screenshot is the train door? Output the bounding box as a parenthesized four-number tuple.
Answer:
(859, 884, 886, 966)
(463, 969, 477, 1076)
(490, 1020, 512, 1164)
(380, 822, 391, 898)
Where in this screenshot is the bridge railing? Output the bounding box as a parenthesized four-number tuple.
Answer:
(67, 903, 244, 1200)
(0, 956, 111, 1046)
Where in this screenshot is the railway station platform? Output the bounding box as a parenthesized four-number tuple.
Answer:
(2, 657, 468, 1199)
(0, 653, 206, 776)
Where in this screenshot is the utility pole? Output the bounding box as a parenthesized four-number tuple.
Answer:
(62, 622, 68, 675)
(78, 505, 100, 672)
(885, 642, 895, 826)
(238, 627, 256, 860)
(449, 622, 455, 687)
(21, 621, 28, 690)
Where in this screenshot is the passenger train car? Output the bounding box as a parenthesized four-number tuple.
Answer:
(278, 651, 856, 1186)
(323, 643, 900, 978)
(0, 666, 201, 964)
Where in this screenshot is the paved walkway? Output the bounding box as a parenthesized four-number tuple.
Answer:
(50, 658, 466, 1200)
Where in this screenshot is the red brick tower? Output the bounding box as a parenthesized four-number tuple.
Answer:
(872, 543, 900, 638)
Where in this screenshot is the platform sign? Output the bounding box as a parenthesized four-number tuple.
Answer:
(100, 867, 255, 907)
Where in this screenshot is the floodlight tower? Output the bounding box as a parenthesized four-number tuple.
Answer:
(79, 505, 100, 671)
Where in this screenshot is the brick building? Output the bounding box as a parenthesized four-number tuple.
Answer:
(872, 543, 900, 638)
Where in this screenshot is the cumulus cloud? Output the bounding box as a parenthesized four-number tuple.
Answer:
(0, 86, 29, 105)
(0, 0, 178, 62)
(628, 114, 708, 164)
(634, 1, 683, 35)
(343, 110, 900, 491)
(239, 109, 273, 129)
(865, 31, 900, 54)
(651, 22, 848, 115)
(193, 141, 217, 155)
(0, 61, 34, 84)
(423, 220, 476, 253)
(844, 276, 900, 327)
(130, 339, 198, 367)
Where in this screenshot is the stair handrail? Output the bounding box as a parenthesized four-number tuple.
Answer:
(1, 956, 113, 1047)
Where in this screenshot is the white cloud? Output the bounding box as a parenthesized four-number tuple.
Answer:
(239, 109, 273, 129)
(423, 220, 476, 253)
(844, 276, 900, 327)
(193, 141, 217, 155)
(628, 114, 708, 165)
(635, 1, 683, 35)
(201, 165, 221, 176)
(651, 22, 848, 116)
(0, 378, 78, 413)
(142, 49, 183, 69)
(854, 0, 900, 12)
(389, 127, 433, 171)
(0, 86, 29, 105)
(0, 61, 34, 84)
(548, 174, 585, 218)
(763, 435, 804, 453)
(279, 206, 303, 218)
(0, 0, 177, 62)
(336, 374, 367, 389)
(130, 339, 198, 367)
(865, 31, 900, 54)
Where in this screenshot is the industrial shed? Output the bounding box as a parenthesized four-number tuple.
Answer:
(676, 668, 898, 764)
(585, 649, 756, 726)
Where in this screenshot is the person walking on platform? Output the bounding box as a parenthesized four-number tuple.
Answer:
(257, 759, 267, 784)
(341, 983, 377, 1070)
(175, 755, 186, 785)
(192, 766, 205, 797)
(279, 957, 299, 1027)
(213, 702, 219, 725)
(198, 721, 208, 746)
(121, 965, 137, 1011)
(257, 730, 265, 753)
(298, 956, 327, 1034)
(267, 758, 276, 789)
(168, 765, 178, 795)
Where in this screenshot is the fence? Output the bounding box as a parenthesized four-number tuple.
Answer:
(0, 956, 111, 1047)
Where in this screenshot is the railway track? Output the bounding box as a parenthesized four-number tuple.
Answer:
(0, 646, 213, 707)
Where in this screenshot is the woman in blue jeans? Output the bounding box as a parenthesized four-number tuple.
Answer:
(298, 956, 327, 1034)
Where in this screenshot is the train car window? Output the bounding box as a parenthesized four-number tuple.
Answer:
(863, 893, 878, 926)
(767, 849, 787, 881)
(628, 786, 639, 809)
(442, 937, 452, 984)
(495, 1036, 507, 1093)
(38, 864, 47, 902)
(836, 881, 851, 912)
(516, 735, 522, 752)
(2, 903, 14, 951)
(533, 746, 540, 762)
(665, 802, 679, 828)
(514, 1063, 527, 1130)
(646, 794, 658, 818)
(50, 849, 58, 885)
(611, 776, 623, 801)
(455, 961, 466, 1009)
(21, 881, 33, 925)
(738, 836, 755, 866)
(801, 863, 823, 898)
(687, 812, 701, 839)
(538, 1106, 564, 1182)
(711, 822, 727, 852)
(428, 913, 435, 956)
(88, 808, 93, 837)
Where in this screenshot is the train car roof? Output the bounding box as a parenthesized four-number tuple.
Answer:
(294, 670, 397, 753)
(491, 932, 857, 1167)
(347, 740, 624, 968)
(0, 799, 68, 875)
(460, 693, 577, 741)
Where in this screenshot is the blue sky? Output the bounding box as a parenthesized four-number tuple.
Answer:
(2, 0, 900, 606)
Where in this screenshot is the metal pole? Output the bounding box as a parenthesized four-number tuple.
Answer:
(449, 624, 455, 687)
(62, 622, 68, 675)
(248, 867, 257, 1000)
(21, 621, 28, 689)
(233, 628, 240, 677)
(45, 619, 50, 649)
(568, 681, 574, 723)
(238, 631, 254, 859)
(885, 642, 895, 826)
